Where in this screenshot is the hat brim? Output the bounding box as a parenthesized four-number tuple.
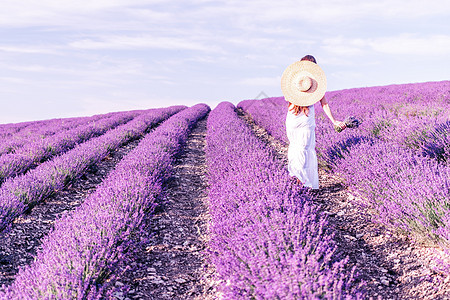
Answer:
(281, 60, 327, 106)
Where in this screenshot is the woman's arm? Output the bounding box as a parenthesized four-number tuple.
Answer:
(320, 96, 346, 129)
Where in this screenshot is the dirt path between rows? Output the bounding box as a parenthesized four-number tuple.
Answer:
(117, 117, 219, 300)
(0, 138, 142, 289)
(237, 108, 450, 300)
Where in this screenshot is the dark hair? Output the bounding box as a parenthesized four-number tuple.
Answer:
(300, 55, 317, 64)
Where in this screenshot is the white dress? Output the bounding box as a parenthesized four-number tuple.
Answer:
(286, 104, 319, 189)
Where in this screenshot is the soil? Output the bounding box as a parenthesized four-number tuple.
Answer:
(237, 107, 450, 300)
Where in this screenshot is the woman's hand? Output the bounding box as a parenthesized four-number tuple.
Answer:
(333, 120, 346, 130)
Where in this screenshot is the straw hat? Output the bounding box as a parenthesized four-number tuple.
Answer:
(281, 60, 327, 106)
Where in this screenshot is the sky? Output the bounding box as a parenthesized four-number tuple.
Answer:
(1, 0, 449, 124)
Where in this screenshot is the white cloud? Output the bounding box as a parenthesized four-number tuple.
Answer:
(68, 35, 224, 53)
(0, 45, 60, 54)
(295, 0, 450, 22)
(187, 0, 450, 29)
(322, 37, 367, 56)
(329, 71, 363, 82)
(240, 76, 281, 87)
(0, 56, 146, 77)
(0, 0, 166, 27)
(321, 34, 450, 57)
(1, 0, 449, 30)
(0, 76, 27, 84)
(369, 35, 450, 55)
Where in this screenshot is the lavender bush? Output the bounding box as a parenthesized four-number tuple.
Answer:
(335, 140, 450, 245)
(0, 115, 97, 155)
(420, 120, 450, 162)
(0, 111, 143, 153)
(0, 106, 185, 232)
(0, 117, 84, 155)
(1, 104, 210, 299)
(206, 102, 361, 299)
(0, 120, 40, 138)
(0, 118, 73, 143)
(238, 97, 287, 143)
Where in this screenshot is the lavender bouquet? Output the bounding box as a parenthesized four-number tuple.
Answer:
(335, 116, 361, 132)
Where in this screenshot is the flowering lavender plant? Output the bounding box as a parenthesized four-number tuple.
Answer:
(420, 120, 450, 162)
(0, 116, 94, 153)
(0, 111, 138, 185)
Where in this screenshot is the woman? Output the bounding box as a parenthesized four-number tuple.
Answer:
(282, 55, 345, 189)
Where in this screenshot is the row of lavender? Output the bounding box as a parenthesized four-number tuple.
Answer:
(206, 102, 362, 298)
(238, 80, 450, 250)
(0, 111, 130, 154)
(324, 83, 450, 251)
(0, 117, 85, 154)
(0, 117, 81, 141)
(0, 111, 141, 185)
(1, 104, 210, 299)
(0, 111, 147, 156)
(0, 106, 185, 232)
(0, 120, 41, 137)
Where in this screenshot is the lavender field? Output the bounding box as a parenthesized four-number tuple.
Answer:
(239, 80, 450, 249)
(0, 80, 449, 299)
